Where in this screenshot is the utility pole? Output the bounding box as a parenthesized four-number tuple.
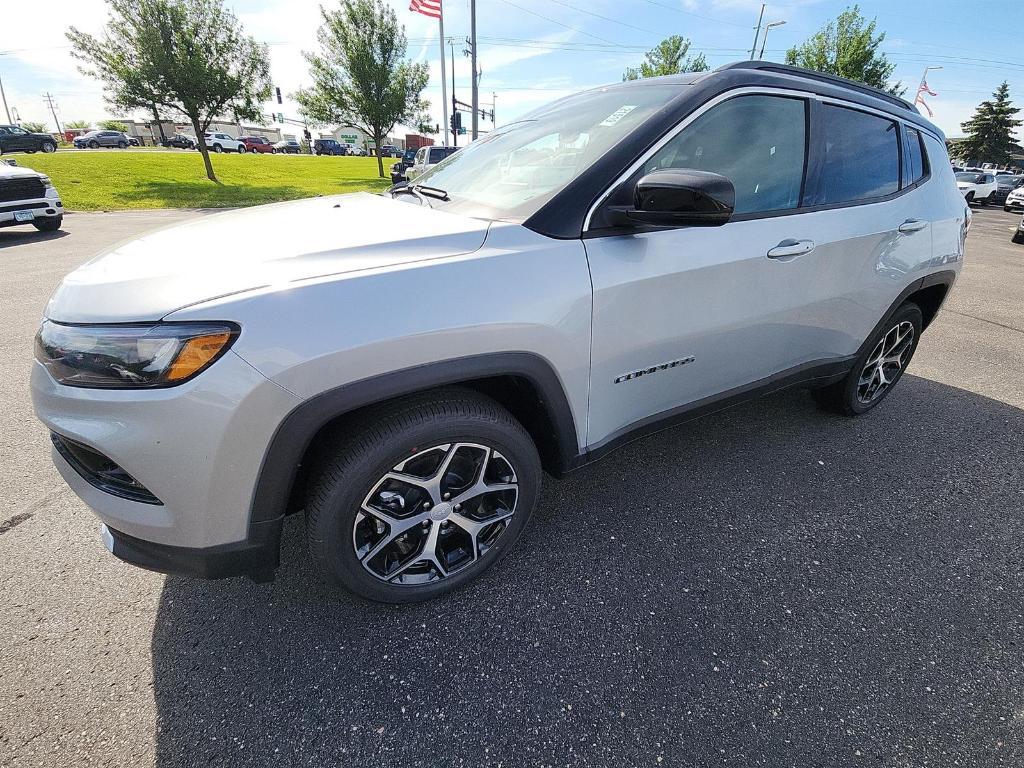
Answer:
(749, 3, 765, 60)
(42, 92, 62, 135)
(0, 71, 11, 124)
(758, 20, 786, 60)
(470, 0, 478, 140)
(449, 38, 457, 147)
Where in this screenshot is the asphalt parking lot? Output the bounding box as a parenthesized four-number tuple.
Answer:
(1, 207, 1023, 767)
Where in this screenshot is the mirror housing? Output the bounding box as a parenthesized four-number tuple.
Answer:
(609, 169, 735, 228)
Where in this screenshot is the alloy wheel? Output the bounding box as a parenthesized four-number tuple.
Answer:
(352, 443, 519, 586)
(857, 321, 915, 404)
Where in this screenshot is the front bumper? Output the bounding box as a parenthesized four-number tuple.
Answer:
(0, 189, 62, 228)
(32, 349, 302, 576)
(1005, 198, 1024, 211)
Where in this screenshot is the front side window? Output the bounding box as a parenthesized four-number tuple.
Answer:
(643, 94, 807, 215)
(818, 105, 900, 205)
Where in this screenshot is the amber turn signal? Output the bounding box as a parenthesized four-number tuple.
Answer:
(166, 332, 234, 382)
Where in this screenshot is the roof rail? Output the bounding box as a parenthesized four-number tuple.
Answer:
(717, 61, 917, 113)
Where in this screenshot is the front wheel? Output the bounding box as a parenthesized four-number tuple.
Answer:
(979, 195, 989, 207)
(41, 142, 56, 153)
(813, 303, 923, 416)
(212, 144, 222, 153)
(117, 141, 127, 149)
(1012, 230, 1024, 244)
(88, 140, 99, 149)
(305, 388, 541, 603)
(32, 215, 62, 232)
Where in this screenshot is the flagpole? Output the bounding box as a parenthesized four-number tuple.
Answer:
(439, 8, 449, 146)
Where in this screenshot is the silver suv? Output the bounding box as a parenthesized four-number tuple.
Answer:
(32, 63, 967, 602)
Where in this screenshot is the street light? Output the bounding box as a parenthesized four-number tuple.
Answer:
(758, 20, 786, 60)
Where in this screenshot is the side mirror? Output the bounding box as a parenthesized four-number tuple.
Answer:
(609, 169, 735, 228)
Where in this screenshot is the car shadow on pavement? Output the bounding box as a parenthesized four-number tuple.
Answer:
(150, 375, 1024, 768)
(0, 228, 69, 248)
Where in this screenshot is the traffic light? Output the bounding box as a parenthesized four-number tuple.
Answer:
(275, 87, 282, 105)
(450, 111, 462, 133)
(276, 112, 284, 123)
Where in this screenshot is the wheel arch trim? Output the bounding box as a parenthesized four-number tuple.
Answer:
(247, 352, 581, 530)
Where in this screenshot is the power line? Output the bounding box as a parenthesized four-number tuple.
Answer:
(489, 0, 619, 45)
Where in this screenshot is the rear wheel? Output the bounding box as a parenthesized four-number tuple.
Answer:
(1012, 230, 1024, 244)
(88, 140, 99, 149)
(306, 389, 541, 603)
(213, 144, 222, 153)
(117, 141, 127, 149)
(813, 303, 922, 416)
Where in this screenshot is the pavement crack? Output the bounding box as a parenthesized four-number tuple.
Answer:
(943, 309, 1024, 336)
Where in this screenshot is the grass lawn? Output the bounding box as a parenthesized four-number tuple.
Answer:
(15, 151, 392, 211)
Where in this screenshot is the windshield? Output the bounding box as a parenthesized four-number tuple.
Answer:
(411, 84, 684, 221)
(956, 172, 984, 183)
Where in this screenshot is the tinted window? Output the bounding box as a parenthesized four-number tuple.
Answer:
(906, 127, 927, 184)
(819, 105, 900, 204)
(645, 95, 807, 214)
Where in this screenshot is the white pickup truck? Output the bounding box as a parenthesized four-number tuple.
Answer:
(0, 159, 63, 232)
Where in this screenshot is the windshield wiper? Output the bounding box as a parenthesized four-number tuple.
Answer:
(411, 184, 450, 201)
(390, 184, 429, 206)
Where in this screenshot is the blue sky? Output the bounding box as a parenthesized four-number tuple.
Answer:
(1, 0, 1020, 141)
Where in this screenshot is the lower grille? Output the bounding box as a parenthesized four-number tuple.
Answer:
(0, 178, 46, 203)
(51, 433, 162, 505)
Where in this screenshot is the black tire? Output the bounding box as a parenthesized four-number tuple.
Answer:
(88, 140, 99, 149)
(1012, 230, 1024, 244)
(117, 141, 127, 149)
(32, 215, 62, 232)
(813, 302, 923, 416)
(41, 142, 56, 154)
(271, 147, 276, 154)
(980, 195, 989, 207)
(306, 388, 542, 603)
(1006, 206, 1013, 212)
(213, 144, 222, 153)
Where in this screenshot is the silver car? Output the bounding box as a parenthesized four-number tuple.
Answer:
(32, 62, 966, 602)
(73, 130, 130, 149)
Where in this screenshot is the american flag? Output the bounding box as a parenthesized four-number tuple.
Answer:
(410, 0, 441, 19)
(915, 79, 937, 118)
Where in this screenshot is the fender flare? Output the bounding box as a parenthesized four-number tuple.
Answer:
(247, 352, 581, 531)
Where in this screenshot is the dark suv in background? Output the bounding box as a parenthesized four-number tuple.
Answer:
(991, 174, 1024, 207)
(0, 125, 57, 154)
(313, 139, 345, 156)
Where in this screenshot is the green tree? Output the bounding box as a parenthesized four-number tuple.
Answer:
(296, 0, 430, 178)
(785, 5, 902, 95)
(623, 36, 708, 81)
(958, 82, 1023, 166)
(68, 0, 271, 182)
(21, 121, 48, 133)
(99, 119, 129, 132)
(65, 119, 92, 130)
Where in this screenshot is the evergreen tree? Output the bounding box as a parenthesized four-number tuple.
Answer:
(958, 82, 1022, 165)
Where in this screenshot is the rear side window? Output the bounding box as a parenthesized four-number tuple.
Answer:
(818, 105, 900, 204)
(905, 127, 928, 185)
(645, 94, 808, 215)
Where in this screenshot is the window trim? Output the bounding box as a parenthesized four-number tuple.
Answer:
(583, 85, 940, 236)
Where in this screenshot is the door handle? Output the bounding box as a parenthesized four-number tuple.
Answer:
(898, 218, 928, 234)
(767, 239, 815, 259)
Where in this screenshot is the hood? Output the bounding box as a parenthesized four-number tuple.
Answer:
(0, 162, 43, 181)
(45, 193, 490, 323)
(956, 181, 976, 189)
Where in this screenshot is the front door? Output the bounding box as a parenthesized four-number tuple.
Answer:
(585, 93, 850, 449)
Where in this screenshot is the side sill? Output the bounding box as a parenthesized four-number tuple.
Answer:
(567, 357, 855, 471)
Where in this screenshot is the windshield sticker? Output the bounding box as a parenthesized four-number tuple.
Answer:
(600, 105, 637, 127)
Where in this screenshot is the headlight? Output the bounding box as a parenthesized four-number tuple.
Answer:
(34, 321, 239, 388)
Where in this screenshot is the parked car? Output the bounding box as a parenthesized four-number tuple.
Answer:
(31, 62, 966, 603)
(0, 125, 58, 155)
(313, 138, 345, 156)
(390, 148, 419, 184)
(241, 136, 275, 154)
(273, 139, 302, 154)
(203, 132, 245, 153)
(402, 145, 459, 184)
(990, 174, 1024, 207)
(127, 136, 141, 147)
(955, 171, 997, 205)
(379, 145, 402, 158)
(1004, 184, 1024, 213)
(162, 134, 196, 150)
(0, 159, 63, 232)
(74, 130, 130, 149)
